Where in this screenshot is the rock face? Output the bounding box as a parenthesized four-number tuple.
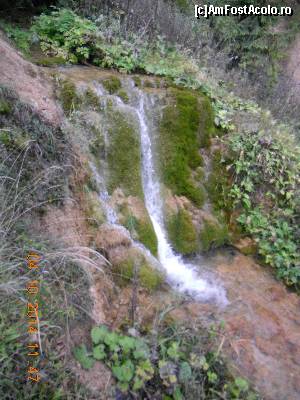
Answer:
(172, 251, 300, 400)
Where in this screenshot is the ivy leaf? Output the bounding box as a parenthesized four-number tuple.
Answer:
(112, 360, 135, 382)
(73, 344, 95, 370)
(118, 336, 136, 353)
(104, 331, 120, 352)
(93, 344, 106, 360)
(91, 325, 109, 344)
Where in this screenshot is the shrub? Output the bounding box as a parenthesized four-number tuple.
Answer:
(32, 8, 98, 63)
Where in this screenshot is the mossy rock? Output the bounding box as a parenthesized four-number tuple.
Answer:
(113, 258, 163, 292)
(133, 76, 142, 87)
(125, 214, 158, 256)
(167, 209, 199, 255)
(199, 220, 229, 252)
(106, 109, 143, 198)
(36, 56, 67, 67)
(102, 76, 122, 94)
(0, 99, 11, 115)
(144, 80, 155, 88)
(197, 95, 216, 148)
(59, 79, 80, 114)
(84, 88, 100, 109)
(117, 89, 129, 103)
(159, 87, 214, 206)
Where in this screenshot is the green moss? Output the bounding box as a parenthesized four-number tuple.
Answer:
(199, 220, 228, 252)
(206, 150, 232, 217)
(125, 214, 158, 256)
(84, 87, 100, 109)
(117, 89, 129, 103)
(133, 76, 142, 87)
(0, 99, 11, 115)
(36, 56, 66, 67)
(159, 87, 213, 206)
(144, 79, 155, 88)
(113, 258, 163, 292)
(167, 209, 199, 255)
(59, 79, 80, 113)
(102, 76, 122, 94)
(107, 109, 143, 198)
(197, 95, 215, 148)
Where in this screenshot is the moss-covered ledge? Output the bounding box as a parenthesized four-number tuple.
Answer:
(158, 87, 215, 207)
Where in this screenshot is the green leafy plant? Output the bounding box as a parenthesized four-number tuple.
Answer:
(74, 324, 258, 399)
(225, 131, 300, 287)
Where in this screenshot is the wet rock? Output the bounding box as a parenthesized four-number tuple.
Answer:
(233, 237, 257, 255)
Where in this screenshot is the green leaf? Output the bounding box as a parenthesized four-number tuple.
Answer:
(104, 331, 120, 351)
(73, 345, 95, 370)
(173, 387, 183, 400)
(133, 340, 150, 360)
(167, 342, 180, 360)
(112, 360, 135, 382)
(234, 377, 249, 392)
(133, 377, 144, 391)
(118, 336, 136, 353)
(91, 325, 109, 344)
(93, 344, 106, 360)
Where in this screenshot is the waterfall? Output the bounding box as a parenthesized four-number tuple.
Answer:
(92, 79, 228, 305)
(134, 89, 228, 305)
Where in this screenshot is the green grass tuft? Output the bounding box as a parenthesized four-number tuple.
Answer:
(102, 76, 122, 94)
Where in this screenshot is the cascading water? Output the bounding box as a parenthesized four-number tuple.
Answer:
(134, 88, 228, 305)
(92, 78, 227, 305)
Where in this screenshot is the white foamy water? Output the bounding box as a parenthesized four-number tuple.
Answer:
(135, 89, 228, 305)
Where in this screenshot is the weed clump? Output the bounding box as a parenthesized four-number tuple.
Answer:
(102, 76, 122, 94)
(59, 79, 80, 114)
(0, 99, 11, 115)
